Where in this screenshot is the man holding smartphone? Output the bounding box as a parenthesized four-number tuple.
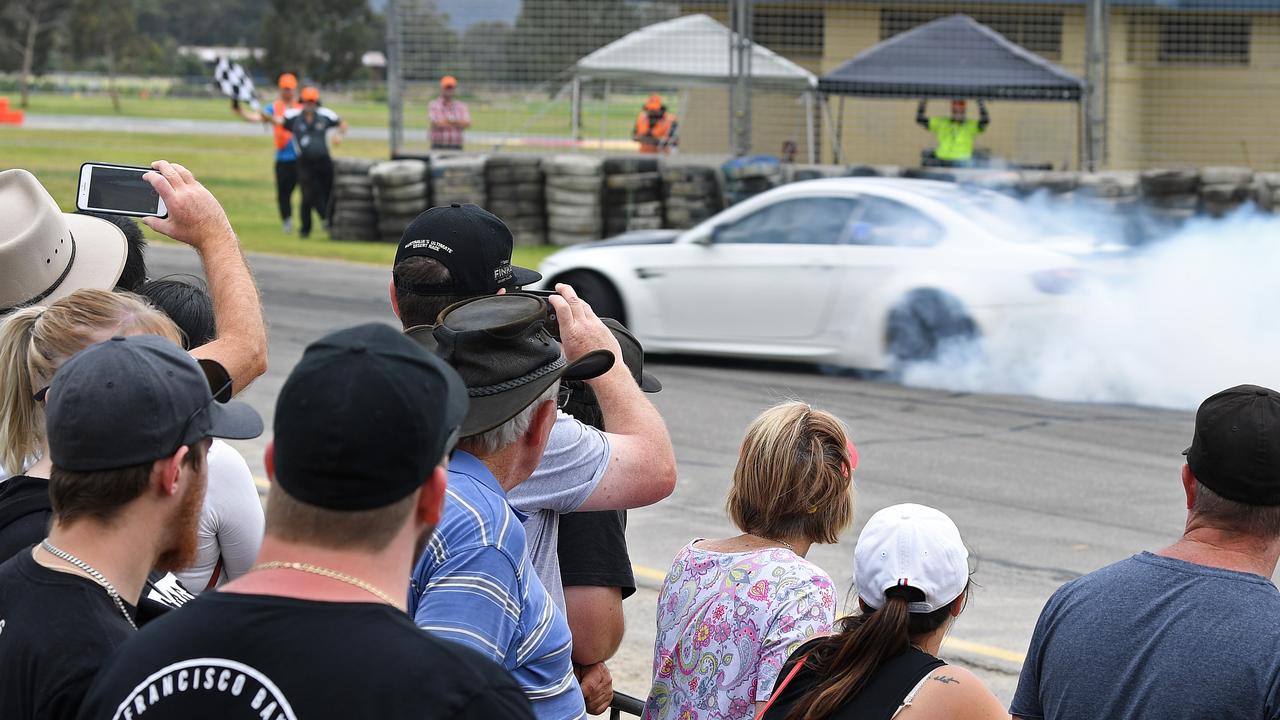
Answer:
(270, 86, 347, 239)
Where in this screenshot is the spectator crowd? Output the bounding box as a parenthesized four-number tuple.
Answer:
(2, 160, 1280, 720)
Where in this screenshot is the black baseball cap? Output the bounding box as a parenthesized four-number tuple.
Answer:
(433, 295, 614, 436)
(272, 323, 468, 511)
(45, 335, 262, 472)
(393, 203, 541, 296)
(1183, 384, 1280, 506)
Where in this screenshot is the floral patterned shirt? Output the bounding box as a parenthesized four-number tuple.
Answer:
(643, 542, 836, 720)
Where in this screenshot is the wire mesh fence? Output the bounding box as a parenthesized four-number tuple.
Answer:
(385, 0, 1280, 171)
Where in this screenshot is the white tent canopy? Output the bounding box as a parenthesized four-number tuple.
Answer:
(572, 14, 818, 159)
(575, 14, 817, 92)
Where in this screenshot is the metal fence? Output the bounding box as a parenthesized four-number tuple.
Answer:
(384, 0, 1280, 171)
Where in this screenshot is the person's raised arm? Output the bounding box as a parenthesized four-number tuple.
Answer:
(916, 99, 929, 129)
(978, 99, 990, 132)
(142, 161, 268, 396)
(230, 98, 264, 123)
(549, 284, 676, 511)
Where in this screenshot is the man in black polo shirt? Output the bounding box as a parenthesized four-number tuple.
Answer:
(0, 336, 263, 720)
(79, 324, 532, 719)
(274, 86, 347, 239)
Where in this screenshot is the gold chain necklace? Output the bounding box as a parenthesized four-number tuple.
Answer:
(250, 561, 398, 606)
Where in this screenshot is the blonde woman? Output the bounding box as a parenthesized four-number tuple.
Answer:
(645, 402, 856, 720)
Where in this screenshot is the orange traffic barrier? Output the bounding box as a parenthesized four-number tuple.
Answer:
(0, 97, 25, 125)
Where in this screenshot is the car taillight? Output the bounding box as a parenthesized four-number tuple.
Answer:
(1032, 268, 1082, 294)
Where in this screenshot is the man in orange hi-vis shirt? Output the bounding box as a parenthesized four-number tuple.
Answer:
(233, 73, 302, 233)
(632, 95, 678, 154)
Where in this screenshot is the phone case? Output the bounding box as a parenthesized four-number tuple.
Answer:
(76, 162, 169, 219)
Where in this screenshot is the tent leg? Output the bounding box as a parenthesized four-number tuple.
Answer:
(836, 96, 846, 165)
(599, 80, 610, 151)
(805, 91, 816, 164)
(820, 94, 843, 165)
(571, 77, 582, 142)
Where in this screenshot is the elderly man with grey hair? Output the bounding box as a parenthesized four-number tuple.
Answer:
(408, 286, 618, 720)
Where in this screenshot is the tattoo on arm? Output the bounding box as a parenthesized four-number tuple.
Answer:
(930, 674, 961, 685)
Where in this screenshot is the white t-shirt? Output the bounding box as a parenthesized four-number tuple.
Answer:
(507, 412, 610, 611)
(174, 439, 265, 591)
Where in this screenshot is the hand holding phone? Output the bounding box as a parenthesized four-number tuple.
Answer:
(76, 163, 168, 218)
(138, 161, 236, 253)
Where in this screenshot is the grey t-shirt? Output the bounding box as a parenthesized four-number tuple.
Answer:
(1012, 551, 1280, 720)
(507, 412, 610, 611)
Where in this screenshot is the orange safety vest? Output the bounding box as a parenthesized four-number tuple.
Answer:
(268, 98, 301, 150)
(635, 111, 676, 154)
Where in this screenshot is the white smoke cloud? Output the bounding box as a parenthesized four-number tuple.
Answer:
(901, 203, 1280, 410)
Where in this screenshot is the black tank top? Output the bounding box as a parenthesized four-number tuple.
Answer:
(760, 639, 946, 720)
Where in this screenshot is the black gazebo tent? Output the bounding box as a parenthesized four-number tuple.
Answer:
(818, 14, 1085, 100)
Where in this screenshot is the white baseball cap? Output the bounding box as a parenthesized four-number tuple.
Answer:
(855, 503, 969, 613)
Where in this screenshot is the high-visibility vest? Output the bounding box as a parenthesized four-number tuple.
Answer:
(635, 111, 676, 154)
(268, 99, 301, 151)
(927, 117, 982, 161)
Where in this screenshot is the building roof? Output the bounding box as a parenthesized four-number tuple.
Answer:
(574, 13, 817, 92)
(818, 14, 1085, 101)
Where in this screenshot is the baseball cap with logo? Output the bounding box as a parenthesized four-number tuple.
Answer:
(272, 323, 468, 511)
(0, 169, 128, 314)
(1183, 384, 1280, 505)
(855, 503, 969, 613)
(394, 203, 541, 296)
(45, 335, 263, 471)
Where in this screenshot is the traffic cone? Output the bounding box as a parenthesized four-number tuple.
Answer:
(0, 97, 25, 125)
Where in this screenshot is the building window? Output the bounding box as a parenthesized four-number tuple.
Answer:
(754, 9, 824, 54)
(1157, 16, 1250, 65)
(880, 9, 1063, 60)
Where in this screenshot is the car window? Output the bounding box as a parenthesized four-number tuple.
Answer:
(850, 197, 943, 248)
(714, 197, 860, 245)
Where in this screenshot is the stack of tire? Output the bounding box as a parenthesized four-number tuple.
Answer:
(1137, 169, 1199, 228)
(371, 159, 430, 243)
(602, 157, 664, 237)
(1015, 170, 1079, 198)
(544, 155, 604, 246)
(1077, 171, 1140, 215)
(430, 155, 487, 208)
(782, 164, 844, 183)
(722, 155, 782, 206)
(661, 163, 721, 229)
(328, 158, 378, 241)
(485, 156, 546, 246)
(1253, 172, 1280, 212)
(1197, 166, 1253, 217)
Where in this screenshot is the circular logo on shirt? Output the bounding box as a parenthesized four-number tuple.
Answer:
(110, 658, 297, 720)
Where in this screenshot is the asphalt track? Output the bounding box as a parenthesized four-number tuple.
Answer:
(149, 242, 1200, 705)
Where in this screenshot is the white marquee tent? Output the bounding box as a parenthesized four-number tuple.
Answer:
(572, 14, 819, 160)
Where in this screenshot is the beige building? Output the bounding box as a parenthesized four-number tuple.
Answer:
(678, 1, 1280, 170)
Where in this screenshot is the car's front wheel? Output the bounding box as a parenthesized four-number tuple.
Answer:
(886, 290, 977, 365)
(553, 271, 626, 325)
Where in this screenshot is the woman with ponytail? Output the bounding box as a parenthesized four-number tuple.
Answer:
(644, 401, 856, 720)
(0, 289, 182, 560)
(758, 504, 1007, 720)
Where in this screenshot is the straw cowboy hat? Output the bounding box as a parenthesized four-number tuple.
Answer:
(0, 169, 127, 313)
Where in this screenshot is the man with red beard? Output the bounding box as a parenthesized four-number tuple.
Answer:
(0, 335, 263, 720)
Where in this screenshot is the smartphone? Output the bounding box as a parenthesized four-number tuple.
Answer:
(76, 163, 167, 218)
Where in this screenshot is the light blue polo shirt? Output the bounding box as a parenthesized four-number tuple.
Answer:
(410, 450, 585, 720)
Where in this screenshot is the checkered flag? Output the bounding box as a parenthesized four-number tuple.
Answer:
(213, 57, 260, 111)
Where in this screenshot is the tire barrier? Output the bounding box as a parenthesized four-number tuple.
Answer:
(486, 155, 546, 247)
(371, 159, 429, 244)
(544, 155, 604, 246)
(431, 154, 488, 209)
(603, 157, 664, 237)
(328, 157, 379, 242)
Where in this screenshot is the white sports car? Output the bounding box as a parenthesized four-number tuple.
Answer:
(534, 178, 1083, 370)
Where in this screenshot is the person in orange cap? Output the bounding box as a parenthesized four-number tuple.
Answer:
(268, 86, 347, 239)
(232, 73, 302, 234)
(632, 94, 678, 154)
(429, 75, 471, 150)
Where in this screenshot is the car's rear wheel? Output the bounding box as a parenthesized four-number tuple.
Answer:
(554, 271, 626, 325)
(886, 290, 977, 365)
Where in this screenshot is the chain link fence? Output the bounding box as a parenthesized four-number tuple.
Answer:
(385, 0, 1280, 171)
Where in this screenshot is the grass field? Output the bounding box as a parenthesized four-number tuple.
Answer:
(15, 91, 651, 141)
(0, 126, 561, 268)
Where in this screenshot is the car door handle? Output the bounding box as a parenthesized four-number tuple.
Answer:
(636, 268, 663, 279)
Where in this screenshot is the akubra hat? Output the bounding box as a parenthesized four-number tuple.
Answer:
(432, 294, 614, 436)
(0, 169, 128, 313)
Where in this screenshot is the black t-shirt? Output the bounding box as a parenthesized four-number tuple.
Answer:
(79, 591, 535, 720)
(557, 510, 636, 599)
(760, 640, 947, 720)
(0, 550, 138, 720)
(0, 474, 53, 563)
(283, 107, 341, 161)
